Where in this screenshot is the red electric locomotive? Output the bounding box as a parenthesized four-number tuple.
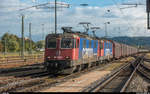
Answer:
(44, 31, 80, 73)
(44, 27, 139, 74)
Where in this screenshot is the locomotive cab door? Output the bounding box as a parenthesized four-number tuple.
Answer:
(74, 38, 79, 60)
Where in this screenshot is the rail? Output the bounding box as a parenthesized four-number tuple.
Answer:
(82, 54, 145, 92)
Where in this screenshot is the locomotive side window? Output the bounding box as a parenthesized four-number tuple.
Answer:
(47, 38, 56, 48)
(61, 38, 74, 48)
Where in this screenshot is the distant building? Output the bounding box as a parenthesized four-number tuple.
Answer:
(24, 37, 29, 40)
(37, 48, 45, 52)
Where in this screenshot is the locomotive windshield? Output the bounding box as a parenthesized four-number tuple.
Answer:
(47, 38, 56, 48)
(61, 38, 74, 48)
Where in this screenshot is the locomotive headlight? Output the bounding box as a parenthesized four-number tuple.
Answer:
(65, 56, 70, 59)
(54, 56, 57, 59)
(47, 56, 51, 59)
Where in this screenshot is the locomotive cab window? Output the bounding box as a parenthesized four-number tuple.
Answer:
(61, 38, 75, 48)
(47, 38, 56, 48)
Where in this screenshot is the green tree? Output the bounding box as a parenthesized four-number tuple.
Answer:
(36, 40, 45, 49)
(1, 33, 20, 52)
(1, 33, 37, 52)
(8, 40, 19, 52)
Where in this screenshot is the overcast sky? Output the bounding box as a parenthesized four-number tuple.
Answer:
(0, 0, 149, 41)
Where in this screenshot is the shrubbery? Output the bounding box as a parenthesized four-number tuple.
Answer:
(0, 33, 45, 52)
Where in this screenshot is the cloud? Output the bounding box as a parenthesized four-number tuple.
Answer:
(0, 0, 149, 41)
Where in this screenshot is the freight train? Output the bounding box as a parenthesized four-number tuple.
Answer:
(44, 27, 138, 74)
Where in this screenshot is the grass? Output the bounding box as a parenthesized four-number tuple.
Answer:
(104, 57, 135, 71)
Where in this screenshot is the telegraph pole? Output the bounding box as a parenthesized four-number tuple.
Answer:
(104, 22, 110, 38)
(147, 0, 150, 29)
(55, 0, 57, 34)
(4, 37, 7, 55)
(42, 24, 44, 40)
(104, 23, 107, 38)
(21, 15, 25, 58)
(29, 22, 32, 54)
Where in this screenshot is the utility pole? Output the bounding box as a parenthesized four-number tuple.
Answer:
(21, 15, 25, 58)
(42, 24, 44, 40)
(55, 0, 57, 34)
(4, 37, 6, 55)
(104, 22, 110, 38)
(104, 23, 107, 38)
(29, 23, 32, 54)
(4, 30, 10, 55)
(147, 0, 150, 29)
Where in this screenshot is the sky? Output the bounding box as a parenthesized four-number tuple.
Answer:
(0, 0, 149, 41)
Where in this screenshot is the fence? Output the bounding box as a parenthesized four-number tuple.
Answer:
(0, 52, 44, 64)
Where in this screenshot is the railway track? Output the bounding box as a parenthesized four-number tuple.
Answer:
(82, 54, 145, 92)
(0, 63, 44, 75)
(0, 55, 135, 93)
(137, 62, 150, 80)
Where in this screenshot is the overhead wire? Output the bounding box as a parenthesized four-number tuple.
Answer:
(111, 0, 137, 34)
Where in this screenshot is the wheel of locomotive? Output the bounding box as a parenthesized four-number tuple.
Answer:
(45, 66, 59, 74)
(85, 64, 88, 69)
(96, 61, 99, 66)
(88, 63, 92, 68)
(73, 65, 79, 72)
(93, 62, 96, 66)
(80, 64, 85, 71)
(90, 62, 94, 68)
(77, 65, 82, 72)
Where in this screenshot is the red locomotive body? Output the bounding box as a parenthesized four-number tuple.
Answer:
(44, 33, 80, 73)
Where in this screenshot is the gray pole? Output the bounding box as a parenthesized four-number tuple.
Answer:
(21, 15, 25, 58)
(4, 37, 6, 55)
(105, 23, 107, 38)
(29, 23, 32, 54)
(55, 0, 57, 34)
(42, 24, 44, 40)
